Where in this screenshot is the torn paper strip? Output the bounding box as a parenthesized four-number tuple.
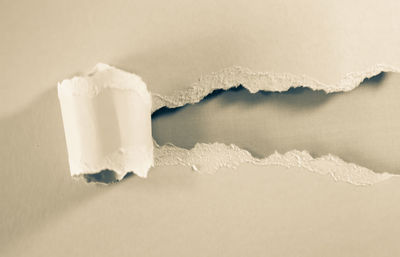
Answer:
(58, 63, 154, 180)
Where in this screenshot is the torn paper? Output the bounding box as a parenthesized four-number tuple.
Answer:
(152, 64, 400, 112)
(150, 64, 400, 185)
(58, 63, 399, 185)
(58, 63, 154, 180)
(154, 143, 393, 186)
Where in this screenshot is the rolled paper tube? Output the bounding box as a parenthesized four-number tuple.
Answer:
(57, 63, 154, 180)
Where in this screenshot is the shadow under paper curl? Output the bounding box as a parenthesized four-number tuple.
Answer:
(152, 72, 400, 175)
(0, 85, 200, 256)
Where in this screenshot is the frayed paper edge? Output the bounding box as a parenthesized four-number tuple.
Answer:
(69, 147, 154, 180)
(58, 63, 151, 104)
(154, 142, 393, 186)
(152, 64, 400, 112)
(152, 64, 400, 185)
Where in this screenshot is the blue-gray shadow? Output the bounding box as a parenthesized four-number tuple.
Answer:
(152, 72, 397, 174)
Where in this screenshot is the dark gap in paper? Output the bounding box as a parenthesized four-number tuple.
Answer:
(83, 170, 134, 184)
(152, 72, 400, 175)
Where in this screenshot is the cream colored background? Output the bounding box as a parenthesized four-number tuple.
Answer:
(1, 0, 400, 256)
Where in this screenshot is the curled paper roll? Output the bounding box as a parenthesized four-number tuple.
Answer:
(58, 63, 154, 181)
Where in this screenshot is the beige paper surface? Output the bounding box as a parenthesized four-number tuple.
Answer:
(2, 0, 400, 256)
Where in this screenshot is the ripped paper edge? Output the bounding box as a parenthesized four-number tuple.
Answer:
(152, 64, 400, 112)
(152, 64, 400, 185)
(155, 142, 393, 186)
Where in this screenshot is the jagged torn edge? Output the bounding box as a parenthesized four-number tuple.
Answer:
(152, 64, 400, 185)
